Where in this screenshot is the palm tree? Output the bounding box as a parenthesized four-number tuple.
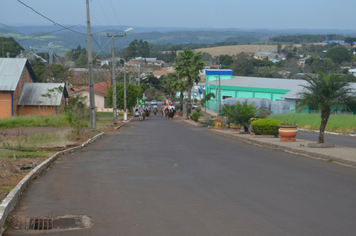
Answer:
(166, 72, 188, 116)
(200, 92, 215, 114)
(221, 101, 258, 132)
(162, 73, 177, 99)
(175, 49, 205, 118)
(298, 72, 355, 143)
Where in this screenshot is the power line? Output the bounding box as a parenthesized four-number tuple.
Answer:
(16, 0, 87, 36)
(97, 0, 117, 33)
(109, 0, 123, 31)
(0, 22, 25, 35)
(109, 0, 130, 45)
(18, 25, 82, 42)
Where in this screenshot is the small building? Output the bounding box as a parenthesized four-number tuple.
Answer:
(152, 67, 175, 78)
(349, 68, 356, 76)
(0, 58, 68, 118)
(0, 58, 36, 118)
(73, 81, 111, 109)
(17, 83, 68, 116)
(204, 69, 356, 113)
(67, 68, 111, 86)
(298, 55, 311, 66)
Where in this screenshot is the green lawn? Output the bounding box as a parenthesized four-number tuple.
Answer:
(269, 113, 356, 133)
(0, 115, 70, 128)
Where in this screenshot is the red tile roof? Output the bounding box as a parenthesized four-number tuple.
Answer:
(74, 81, 111, 96)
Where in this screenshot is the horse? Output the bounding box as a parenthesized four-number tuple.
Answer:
(153, 107, 158, 115)
(164, 108, 169, 118)
(167, 108, 175, 119)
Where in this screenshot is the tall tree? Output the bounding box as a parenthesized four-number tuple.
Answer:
(137, 39, 144, 56)
(277, 42, 282, 54)
(171, 73, 188, 116)
(297, 72, 355, 143)
(231, 52, 254, 76)
(142, 41, 150, 58)
(162, 73, 177, 99)
(0, 37, 24, 57)
(323, 46, 352, 64)
(106, 82, 143, 110)
(169, 46, 177, 63)
(126, 39, 150, 59)
(175, 49, 205, 118)
(127, 39, 138, 58)
(345, 37, 356, 49)
(218, 54, 234, 68)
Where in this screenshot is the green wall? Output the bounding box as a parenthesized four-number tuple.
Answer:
(206, 84, 291, 112)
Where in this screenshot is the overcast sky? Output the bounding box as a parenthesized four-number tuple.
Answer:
(1, 0, 355, 30)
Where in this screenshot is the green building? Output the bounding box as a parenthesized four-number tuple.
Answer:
(205, 69, 356, 114)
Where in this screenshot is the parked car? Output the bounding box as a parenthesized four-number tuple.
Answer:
(134, 109, 140, 117)
(151, 100, 157, 105)
(192, 104, 199, 109)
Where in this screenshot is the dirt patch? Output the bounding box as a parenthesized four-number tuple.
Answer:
(0, 118, 126, 203)
(0, 156, 47, 200)
(1, 127, 70, 137)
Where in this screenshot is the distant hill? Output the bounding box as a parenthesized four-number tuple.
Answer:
(194, 45, 280, 57)
(1, 25, 355, 54)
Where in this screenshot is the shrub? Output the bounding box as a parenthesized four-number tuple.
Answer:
(251, 119, 280, 136)
(65, 94, 89, 135)
(190, 112, 203, 122)
(175, 104, 181, 111)
(195, 107, 202, 112)
(200, 121, 215, 126)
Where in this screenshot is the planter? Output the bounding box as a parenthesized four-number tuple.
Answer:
(230, 124, 241, 133)
(214, 120, 223, 130)
(278, 125, 298, 142)
(210, 117, 217, 121)
(198, 116, 209, 123)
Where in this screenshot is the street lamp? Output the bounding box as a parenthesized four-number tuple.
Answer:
(107, 28, 133, 123)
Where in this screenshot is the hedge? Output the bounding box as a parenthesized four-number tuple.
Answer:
(251, 119, 280, 136)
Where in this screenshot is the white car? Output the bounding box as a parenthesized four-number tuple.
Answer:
(134, 109, 140, 117)
(192, 104, 199, 109)
(151, 100, 157, 105)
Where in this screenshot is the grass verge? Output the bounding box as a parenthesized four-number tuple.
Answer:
(0, 115, 70, 128)
(268, 113, 356, 133)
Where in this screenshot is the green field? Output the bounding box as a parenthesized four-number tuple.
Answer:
(269, 113, 356, 133)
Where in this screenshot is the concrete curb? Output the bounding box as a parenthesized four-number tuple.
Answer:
(209, 129, 356, 168)
(115, 117, 134, 130)
(181, 119, 208, 127)
(179, 119, 356, 168)
(0, 132, 104, 234)
(298, 128, 356, 137)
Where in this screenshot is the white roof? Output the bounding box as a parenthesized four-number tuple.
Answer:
(208, 76, 307, 90)
(18, 83, 65, 106)
(208, 76, 356, 99)
(0, 58, 28, 91)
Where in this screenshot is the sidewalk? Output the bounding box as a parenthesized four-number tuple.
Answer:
(181, 119, 356, 168)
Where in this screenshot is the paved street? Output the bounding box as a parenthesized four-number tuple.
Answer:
(7, 114, 356, 235)
(297, 131, 356, 148)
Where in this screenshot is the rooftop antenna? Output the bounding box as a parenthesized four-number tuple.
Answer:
(48, 42, 53, 65)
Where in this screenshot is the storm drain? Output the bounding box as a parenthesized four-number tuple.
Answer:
(13, 215, 91, 231)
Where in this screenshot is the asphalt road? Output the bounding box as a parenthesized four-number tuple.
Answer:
(297, 131, 356, 148)
(180, 102, 356, 148)
(8, 114, 356, 236)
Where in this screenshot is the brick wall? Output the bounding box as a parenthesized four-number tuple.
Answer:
(0, 92, 12, 118)
(18, 106, 57, 116)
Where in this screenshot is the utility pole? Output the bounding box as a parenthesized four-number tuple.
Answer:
(218, 75, 221, 115)
(124, 64, 127, 121)
(86, 0, 96, 131)
(107, 28, 133, 123)
(107, 34, 118, 124)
